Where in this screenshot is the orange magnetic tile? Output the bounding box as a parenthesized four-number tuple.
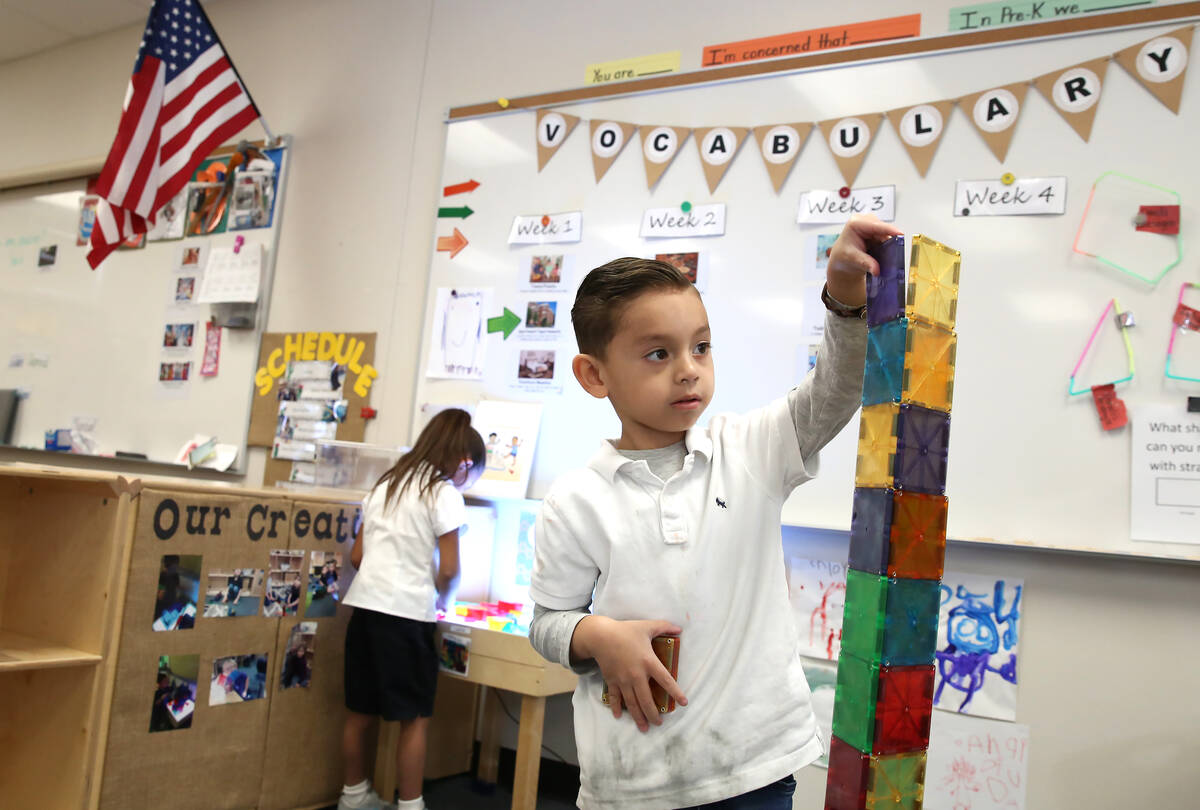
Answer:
(906, 234, 960, 331)
(888, 491, 948, 580)
(857, 403, 899, 488)
(902, 321, 956, 413)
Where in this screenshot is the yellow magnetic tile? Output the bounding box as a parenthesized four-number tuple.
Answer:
(906, 234, 961, 331)
(866, 751, 927, 810)
(856, 403, 899, 487)
(902, 321, 956, 413)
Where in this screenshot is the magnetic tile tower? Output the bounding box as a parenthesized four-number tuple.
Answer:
(824, 234, 961, 810)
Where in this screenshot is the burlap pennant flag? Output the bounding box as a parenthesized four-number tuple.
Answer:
(1114, 26, 1194, 114)
(885, 100, 955, 177)
(535, 109, 581, 171)
(751, 123, 813, 193)
(817, 113, 883, 187)
(960, 82, 1029, 162)
(641, 125, 692, 189)
(589, 120, 638, 182)
(1033, 58, 1109, 141)
(693, 127, 749, 193)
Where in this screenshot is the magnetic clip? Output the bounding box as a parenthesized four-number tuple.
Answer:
(1188, 397, 1200, 414)
(360, 407, 377, 420)
(233, 235, 244, 254)
(1114, 310, 1135, 329)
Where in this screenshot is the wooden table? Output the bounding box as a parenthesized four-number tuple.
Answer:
(374, 620, 577, 810)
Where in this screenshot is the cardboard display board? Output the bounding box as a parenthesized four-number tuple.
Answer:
(259, 497, 360, 810)
(100, 489, 292, 810)
(247, 331, 377, 447)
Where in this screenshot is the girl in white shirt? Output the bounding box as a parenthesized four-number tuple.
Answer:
(337, 408, 485, 810)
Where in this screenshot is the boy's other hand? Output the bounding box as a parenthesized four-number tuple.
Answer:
(826, 214, 904, 307)
(572, 616, 687, 732)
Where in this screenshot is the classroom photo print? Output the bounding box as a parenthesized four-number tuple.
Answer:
(175, 276, 197, 303)
(280, 622, 316, 690)
(438, 632, 470, 677)
(263, 549, 305, 617)
(203, 568, 266, 618)
(655, 251, 700, 284)
(303, 550, 342, 618)
(525, 301, 557, 329)
(529, 254, 562, 284)
(158, 362, 191, 382)
(517, 349, 555, 380)
(163, 323, 195, 348)
(150, 654, 199, 732)
(209, 653, 269, 706)
(153, 554, 201, 632)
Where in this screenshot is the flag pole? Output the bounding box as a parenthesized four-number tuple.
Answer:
(193, 0, 278, 147)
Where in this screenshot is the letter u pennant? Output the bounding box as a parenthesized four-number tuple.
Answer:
(818, 114, 883, 188)
(825, 233, 962, 810)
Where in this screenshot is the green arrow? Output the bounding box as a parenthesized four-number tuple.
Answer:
(437, 206, 474, 219)
(487, 308, 521, 339)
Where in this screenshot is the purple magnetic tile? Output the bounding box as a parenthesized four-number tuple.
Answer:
(849, 487, 894, 575)
(867, 235, 906, 327)
(894, 404, 950, 495)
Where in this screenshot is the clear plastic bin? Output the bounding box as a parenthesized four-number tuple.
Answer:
(313, 440, 406, 490)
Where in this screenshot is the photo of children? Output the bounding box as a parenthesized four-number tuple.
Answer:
(280, 622, 316, 689)
(525, 301, 557, 328)
(263, 550, 305, 617)
(470, 399, 543, 498)
(208, 653, 269, 705)
(163, 323, 195, 348)
(152, 554, 201, 631)
(175, 277, 197, 303)
(158, 362, 192, 382)
(438, 632, 470, 677)
(304, 551, 342, 618)
(655, 252, 700, 284)
(529, 254, 562, 284)
(518, 349, 555, 380)
(203, 568, 266, 618)
(149, 654, 198, 732)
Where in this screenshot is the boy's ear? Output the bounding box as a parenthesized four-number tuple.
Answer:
(572, 353, 608, 399)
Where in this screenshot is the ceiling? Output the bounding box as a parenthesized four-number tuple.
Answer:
(0, 0, 152, 64)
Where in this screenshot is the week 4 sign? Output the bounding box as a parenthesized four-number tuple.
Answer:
(254, 331, 378, 397)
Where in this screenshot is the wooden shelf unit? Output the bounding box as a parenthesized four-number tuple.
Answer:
(0, 466, 138, 810)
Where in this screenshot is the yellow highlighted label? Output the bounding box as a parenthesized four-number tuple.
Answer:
(586, 51, 680, 85)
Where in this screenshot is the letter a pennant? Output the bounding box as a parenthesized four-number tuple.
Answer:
(817, 114, 883, 187)
(589, 120, 638, 183)
(959, 82, 1029, 162)
(751, 122, 813, 194)
(1114, 26, 1194, 114)
(1033, 58, 1109, 142)
(885, 100, 954, 178)
(693, 126, 749, 193)
(641, 125, 692, 190)
(535, 109, 581, 171)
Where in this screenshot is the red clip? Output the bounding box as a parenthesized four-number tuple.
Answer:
(233, 235, 244, 253)
(360, 407, 377, 420)
(1091, 384, 1128, 431)
(1174, 302, 1200, 331)
(1135, 205, 1180, 235)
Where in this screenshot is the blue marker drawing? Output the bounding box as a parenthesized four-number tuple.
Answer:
(934, 576, 1023, 718)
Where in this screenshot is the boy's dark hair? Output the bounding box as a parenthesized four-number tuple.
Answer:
(572, 257, 693, 357)
(374, 407, 486, 507)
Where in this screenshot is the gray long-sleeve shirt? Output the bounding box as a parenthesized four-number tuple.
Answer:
(528, 308, 868, 672)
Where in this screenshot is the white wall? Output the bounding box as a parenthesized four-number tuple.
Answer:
(2, 2, 1198, 807)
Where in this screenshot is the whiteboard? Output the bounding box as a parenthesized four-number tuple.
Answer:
(414, 24, 1200, 561)
(0, 144, 290, 470)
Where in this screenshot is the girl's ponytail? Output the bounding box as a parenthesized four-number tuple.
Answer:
(374, 408, 486, 508)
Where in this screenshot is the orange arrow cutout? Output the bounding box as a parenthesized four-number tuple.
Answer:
(437, 228, 468, 259)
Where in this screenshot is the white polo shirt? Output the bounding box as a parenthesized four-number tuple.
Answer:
(531, 397, 827, 809)
(343, 469, 465, 622)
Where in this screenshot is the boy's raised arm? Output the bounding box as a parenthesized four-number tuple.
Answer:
(790, 215, 903, 459)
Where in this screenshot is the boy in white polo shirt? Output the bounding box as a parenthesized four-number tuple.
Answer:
(529, 215, 902, 809)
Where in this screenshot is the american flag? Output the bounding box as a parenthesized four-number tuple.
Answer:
(87, 0, 260, 268)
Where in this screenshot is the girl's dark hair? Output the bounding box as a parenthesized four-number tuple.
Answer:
(572, 257, 693, 357)
(374, 408, 486, 507)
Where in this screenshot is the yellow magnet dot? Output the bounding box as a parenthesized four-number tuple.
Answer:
(1001, 172, 1015, 185)
(498, 98, 510, 108)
